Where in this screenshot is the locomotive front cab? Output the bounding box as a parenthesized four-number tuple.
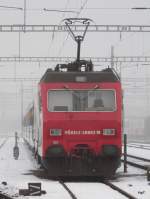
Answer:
(45, 86, 121, 155)
(39, 68, 122, 177)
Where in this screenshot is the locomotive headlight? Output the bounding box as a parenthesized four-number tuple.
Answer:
(103, 129, 115, 135)
(50, 129, 62, 136)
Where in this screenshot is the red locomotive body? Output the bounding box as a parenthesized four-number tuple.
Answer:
(24, 67, 122, 178)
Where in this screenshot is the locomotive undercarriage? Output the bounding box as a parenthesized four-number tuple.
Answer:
(43, 157, 120, 178)
(42, 145, 121, 178)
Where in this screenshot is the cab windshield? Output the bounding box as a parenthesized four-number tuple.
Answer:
(48, 89, 116, 112)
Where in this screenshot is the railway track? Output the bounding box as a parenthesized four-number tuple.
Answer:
(122, 154, 150, 171)
(59, 181, 77, 199)
(59, 180, 137, 199)
(104, 181, 137, 199)
(127, 144, 150, 150)
(126, 154, 150, 163)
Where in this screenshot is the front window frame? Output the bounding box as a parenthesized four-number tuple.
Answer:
(47, 89, 117, 112)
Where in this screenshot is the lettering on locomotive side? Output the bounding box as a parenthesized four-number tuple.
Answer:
(64, 130, 101, 135)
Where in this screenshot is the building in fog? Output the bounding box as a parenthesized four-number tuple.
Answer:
(124, 117, 144, 140)
(144, 116, 150, 140)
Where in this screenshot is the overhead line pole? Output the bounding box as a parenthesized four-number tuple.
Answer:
(24, 0, 26, 32)
(111, 46, 114, 68)
(20, 81, 23, 137)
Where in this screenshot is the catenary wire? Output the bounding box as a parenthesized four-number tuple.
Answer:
(57, 0, 89, 57)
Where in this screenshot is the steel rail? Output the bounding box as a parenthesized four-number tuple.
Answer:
(104, 180, 137, 199)
(128, 140, 150, 144)
(121, 159, 148, 170)
(0, 24, 150, 32)
(59, 181, 77, 199)
(125, 154, 150, 162)
(127, 144, 150, 151)
(60, 179, 137, 199)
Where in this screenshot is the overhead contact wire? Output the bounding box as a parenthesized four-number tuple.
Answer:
(57, 0, 89, 56)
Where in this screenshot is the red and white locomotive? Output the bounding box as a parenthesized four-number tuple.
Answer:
(23, 18, 122, 178)
(23, 62, 122, 178)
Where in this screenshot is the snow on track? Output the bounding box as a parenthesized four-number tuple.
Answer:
(66, 182, 127, 199)
(1, 137, 150, 198)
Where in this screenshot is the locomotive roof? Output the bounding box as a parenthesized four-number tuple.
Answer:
(40, 68, 120, 83)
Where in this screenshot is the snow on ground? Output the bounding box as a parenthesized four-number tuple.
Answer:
(114, 164, 150, 199)
(115, 147, 150, 199)
(0, 137, 70, 199)
(0, 137, 38, 182)
(0, 137, 150, 198)
(0, 137, 7, 146)
(113, 175, 150, 199)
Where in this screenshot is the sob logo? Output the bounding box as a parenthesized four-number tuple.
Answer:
(64, 130, 101, 135)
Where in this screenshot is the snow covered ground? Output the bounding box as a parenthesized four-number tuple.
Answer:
(66, 182, 127, 199)
(0, 137, 150, 198)
(127, 145, 150, 160)
(0, 137, 72, 199)
(114, 165, 150, 199)
(117, 144, 150, 199)
(0, 137, 7, 147)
